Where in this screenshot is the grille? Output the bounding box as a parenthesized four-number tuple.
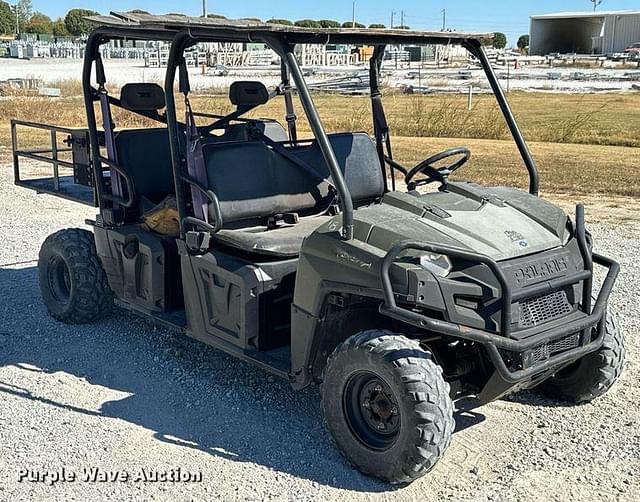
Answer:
(529, 333, 581, 365)
(519, 290, 573, 328)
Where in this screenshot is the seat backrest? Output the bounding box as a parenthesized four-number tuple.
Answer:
(203, 141, 329, 225)
(292, 133, 385, 206)
(115, 128, 176, 204)
(202, 132, 384, 226)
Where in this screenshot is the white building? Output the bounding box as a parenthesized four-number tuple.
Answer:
(530, 10, 640, 55)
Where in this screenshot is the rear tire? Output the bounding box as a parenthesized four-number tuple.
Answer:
(320, 330, 455, 484)
(38, 228, 113, 324)
(537, 309, 624, 403)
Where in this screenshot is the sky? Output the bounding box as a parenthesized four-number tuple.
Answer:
(27, 1, 640, 46)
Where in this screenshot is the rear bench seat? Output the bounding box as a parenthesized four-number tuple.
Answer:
(113, 121, 289, 209)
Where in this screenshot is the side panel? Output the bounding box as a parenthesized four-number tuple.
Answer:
(181, 251, 259, 348)
(94, 226, 182, 313)
(178, 243, 298, 351)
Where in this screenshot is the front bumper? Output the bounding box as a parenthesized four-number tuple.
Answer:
(379, 205, 620, 384)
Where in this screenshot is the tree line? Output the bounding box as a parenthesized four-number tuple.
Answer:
(235, 16, 517, 47)
(262, 18, 392, 29)
(0, 1, 99, 37)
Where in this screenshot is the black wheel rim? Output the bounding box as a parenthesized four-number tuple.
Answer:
(47, 255, 71, 304)
(343, 371, 401, 451)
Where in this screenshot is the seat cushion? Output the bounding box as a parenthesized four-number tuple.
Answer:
(214, 216, 332, 258)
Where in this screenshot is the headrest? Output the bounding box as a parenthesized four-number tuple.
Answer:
(229, 81, 269, 107)
(120, 83, 166, 111)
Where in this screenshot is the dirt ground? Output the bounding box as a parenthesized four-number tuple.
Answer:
(0, 158, 638, 501)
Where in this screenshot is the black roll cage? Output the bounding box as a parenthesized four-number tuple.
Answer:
(81, 22, 540, 244)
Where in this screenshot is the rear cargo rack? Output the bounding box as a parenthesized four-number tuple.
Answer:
(11, 119, 97, 207)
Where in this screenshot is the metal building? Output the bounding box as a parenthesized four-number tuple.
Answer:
(530, 10, 640, 55)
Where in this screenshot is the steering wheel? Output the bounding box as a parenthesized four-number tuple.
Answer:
(404, 147, 471, 191)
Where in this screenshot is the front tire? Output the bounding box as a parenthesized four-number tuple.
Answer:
(38, 228, 113, 324)
(320, 330, 455, 484)
(537, 309, 624, 403)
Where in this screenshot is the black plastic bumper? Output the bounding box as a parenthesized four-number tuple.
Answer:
(379, 204, 620, 384)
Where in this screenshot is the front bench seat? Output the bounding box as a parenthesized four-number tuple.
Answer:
(203, 132, 384, 259)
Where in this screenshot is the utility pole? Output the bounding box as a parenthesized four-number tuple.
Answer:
(352, 1, 356, 28)
(441, 8, 446, 31)
(14, 0, 19, 36)
(202, 0, 207, 17)
(391, 11, 396, 28)
(400, 10, 404, 28)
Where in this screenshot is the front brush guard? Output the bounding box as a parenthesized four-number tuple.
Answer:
(379, 205, 620, 384)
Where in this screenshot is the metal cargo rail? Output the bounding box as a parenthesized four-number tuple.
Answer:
(11, 119, 97, 207)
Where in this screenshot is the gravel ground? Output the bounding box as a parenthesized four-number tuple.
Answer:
(0, 162, 638, 501)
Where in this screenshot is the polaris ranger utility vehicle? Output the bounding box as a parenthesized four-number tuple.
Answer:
(11, 12, 624, 484)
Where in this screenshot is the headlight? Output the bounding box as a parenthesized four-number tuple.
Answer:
(418, 253, 452, 278)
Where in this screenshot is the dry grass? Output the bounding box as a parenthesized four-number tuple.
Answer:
(391, 137, 640, 198)
(2, 90, 639, 146)
(1, 88, 639, 197)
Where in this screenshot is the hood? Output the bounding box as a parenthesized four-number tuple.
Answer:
(354, 183, 569, 262)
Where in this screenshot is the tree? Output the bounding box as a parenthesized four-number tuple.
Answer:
(16, 0, 31, 26)
(395, 25, 410, 30)
(494, 32, 508, 49)
(24, 11, 52, 33)
(517, 34, 530, 50)
(369, 23, 386, 29)
(52, 18, 68, 37)
(295, 19, 321, 28)
(319, 19, 340, 28)
(342, 21, 365, 28)
(492, 32, 507, 49)
(266, 18, 292, 26)
(64, 8, 99, 36)
(206, 13, 226, 19)
(0, 0, 14, 35)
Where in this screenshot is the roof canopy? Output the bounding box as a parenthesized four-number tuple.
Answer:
(87, 11, 493, 45)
